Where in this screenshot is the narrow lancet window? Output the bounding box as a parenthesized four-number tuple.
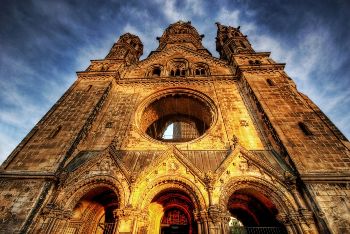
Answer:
(267, 79, 275, 86)
(298, 122, 313, 136)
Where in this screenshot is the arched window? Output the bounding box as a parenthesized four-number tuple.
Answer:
(152, 67, 161, 76)
(168, 59, 188, 77)
(86, 85, 92, 91)
(195, 67, 206, 76)
(298, 122, 313, 136)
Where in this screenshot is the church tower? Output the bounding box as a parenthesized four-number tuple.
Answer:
(0, 21, 349, 234)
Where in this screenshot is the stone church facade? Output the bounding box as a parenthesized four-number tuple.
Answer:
(0, 21, 349, 234)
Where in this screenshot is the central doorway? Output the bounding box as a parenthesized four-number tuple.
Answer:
(161, 208, 190, 234)
(150, 189, 197, 234)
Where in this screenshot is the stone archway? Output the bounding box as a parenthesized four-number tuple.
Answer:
(137, 178, 207, 234)
(65, 186, 119, 234)
(149, 189, 197, 234)
(220, 177, 296, 234)
(227, 188, 287, 233)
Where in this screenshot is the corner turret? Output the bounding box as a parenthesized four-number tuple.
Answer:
(215, 22, 254, 60)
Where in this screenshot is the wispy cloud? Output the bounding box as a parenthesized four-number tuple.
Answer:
(153, 0, 204, 23)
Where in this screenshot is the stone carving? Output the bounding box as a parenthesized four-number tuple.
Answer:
(230, 134, 239, 149)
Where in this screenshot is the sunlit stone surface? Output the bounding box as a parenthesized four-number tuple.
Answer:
(0, 21, 349, 234)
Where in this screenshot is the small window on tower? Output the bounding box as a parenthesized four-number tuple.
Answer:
(266, 79, 275, 86)
(298, 122, 313, 136)
(130, 41, 136, 48)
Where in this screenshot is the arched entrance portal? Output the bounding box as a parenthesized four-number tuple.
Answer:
(149, 189, 197, 234)
(66, 186, 119, 234)
(228, 188, 287, 233)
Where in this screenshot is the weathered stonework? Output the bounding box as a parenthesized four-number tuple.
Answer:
(0, 21, 349, 234)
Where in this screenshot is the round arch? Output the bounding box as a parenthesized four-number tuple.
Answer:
(138, 177, 206, 234)
(220, 176, 297, 214)
(60, 175, 127, 211)
(138, 176, 207, 212)
(134, 88, 218, 144)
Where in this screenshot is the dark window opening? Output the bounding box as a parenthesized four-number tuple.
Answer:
(195, 67, 206, 76)
(266, 79, 275, 86)
(142, 93, 213, 143)
(240, 40, 246, 48)
(171, 69, 186, 77)
(152, 67, 161, 76)
(249, 60, 261, 65)
(298, 122, 313, 136)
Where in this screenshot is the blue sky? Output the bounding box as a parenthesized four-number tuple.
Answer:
(0, 0, 349, 164)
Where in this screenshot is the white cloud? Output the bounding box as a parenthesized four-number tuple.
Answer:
(153, 0, 204, 22)
(215, 8, 256, 34)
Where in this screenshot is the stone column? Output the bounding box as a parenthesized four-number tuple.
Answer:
(114, 207, 146, 234)
(276, 213, 297, 234)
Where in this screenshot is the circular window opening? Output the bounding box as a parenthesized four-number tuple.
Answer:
(140, 92, 214, 143)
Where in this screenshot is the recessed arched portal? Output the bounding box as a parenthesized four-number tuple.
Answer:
(149, 189, 197, 234)
(65, 186, 119, 234)
(227, 188, 287, 233)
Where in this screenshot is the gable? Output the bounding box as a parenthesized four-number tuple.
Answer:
(121, 45, 232, 78)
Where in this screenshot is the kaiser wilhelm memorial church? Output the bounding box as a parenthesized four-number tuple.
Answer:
(0, 21, 349, 234)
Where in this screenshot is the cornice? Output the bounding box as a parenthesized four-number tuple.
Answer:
(0, 171, 57, 180)
(300, 172, 350, 183)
